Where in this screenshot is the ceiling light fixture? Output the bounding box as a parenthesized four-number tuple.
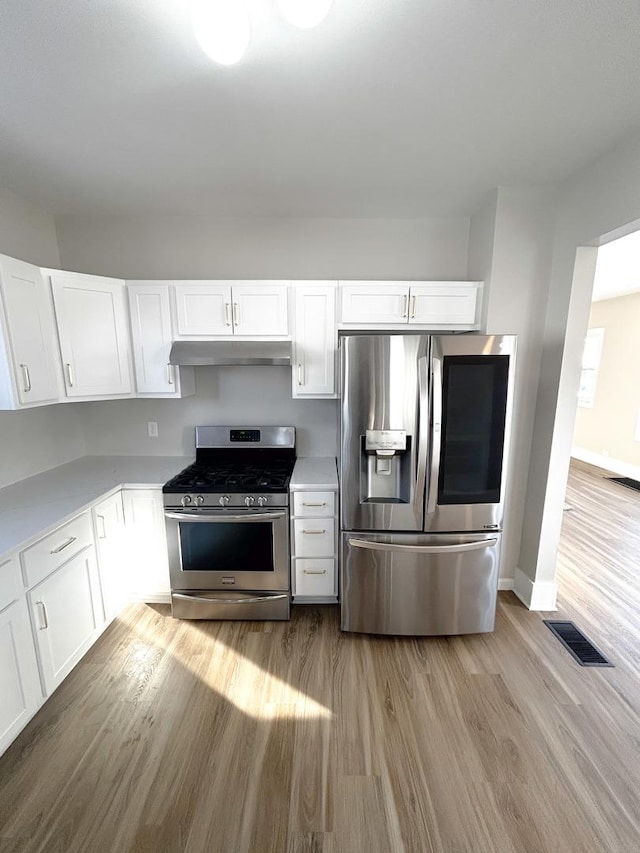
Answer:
(276, 0, 334, 29)
(192, 0, 251, 66)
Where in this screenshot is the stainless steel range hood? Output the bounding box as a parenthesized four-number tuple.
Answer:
(169, 340, 292, 366)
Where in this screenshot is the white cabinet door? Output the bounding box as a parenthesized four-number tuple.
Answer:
(127, 282, 194, 396)
(173, 282, 232, 337)
(122, 489, 170, 602)
(28, 546, 103, 695)
(409, 282, 481, 328)
(0, 255, 60, 408)
(231, 282, 289, 335)
(0, 597, 42, 756)
(340, 282, 409, 324)
(292, 283, 337, 398)
(93, 492, 129, 621)
(50, 273, 133, 397)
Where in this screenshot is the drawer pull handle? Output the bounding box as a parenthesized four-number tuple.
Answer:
(302, 501, 327, 507)
(303, 569, 327, 575)
(97, 515, 107, 539)
(20, 363, 32, 392)
(50, 535, 77, 555)
(302, 529, 327, 535)
(36, 600, 48, 630)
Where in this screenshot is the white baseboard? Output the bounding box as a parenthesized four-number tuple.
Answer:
(513, 567, 557, 611)
(571, 446, 640, 480)
(498, 578, 514, 591)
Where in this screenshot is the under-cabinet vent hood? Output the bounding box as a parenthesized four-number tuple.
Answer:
(168, 340, 292, 366)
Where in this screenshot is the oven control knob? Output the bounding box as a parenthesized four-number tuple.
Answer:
(257, 496, 268, 507)
(218, 495, 230, 506)
(181, 495, 192, 506)
(195, 495, 205, 506)
(245, 496, 255, 507)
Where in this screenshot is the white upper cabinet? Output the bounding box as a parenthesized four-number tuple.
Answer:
(340, 282, 409, 325)
(231, 282, 289, 335)
(173, 281, 289, 338)
(0, 255, 60, 409)
(339, 281, 482, 330)
(292, 283, 337, 398)
(174, 282, 232, 336)
(409, 282, 482, 327)
(127, 282, 195, 397)
(49, 272, 134, 398)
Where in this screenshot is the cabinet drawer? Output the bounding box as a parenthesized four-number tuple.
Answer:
(21, 512, 94, 589)
(0, 556, 21, 612)
(293, 519, 335, 558)
(294, 559, 335, 597)
(292, 491, 335, 518)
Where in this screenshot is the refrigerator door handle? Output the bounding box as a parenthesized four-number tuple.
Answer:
(415, 355, 429, 508)
(347, 537, 498, 554)
(427, 355, 442, 514)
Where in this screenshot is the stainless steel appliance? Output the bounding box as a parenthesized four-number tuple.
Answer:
(163, 426, 295, 620)
(340, 334, 516, 635)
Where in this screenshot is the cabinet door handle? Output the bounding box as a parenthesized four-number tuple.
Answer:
(297, 363, 304, 386)
(410, 295, 416, 319)
(302, 529, 327, 535)
(402, 294, 408, 318)
(303, 568, 327, 575)
(97, 515, 107, 539)
(166, 363, 174, 385)
(302, 502, 327, 507)
(36, 600, 48, 630)
(224, 302, 232, 326)
(233, 302, 239, 326)
(65, 362, 74, 387)
(19, 363, 32, 392)
(50, 535, 77, 555)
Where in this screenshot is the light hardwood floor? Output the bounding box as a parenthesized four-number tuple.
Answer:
(1, 460, 639, 852)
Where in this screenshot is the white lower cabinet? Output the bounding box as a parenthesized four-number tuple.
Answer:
(28, 545, 104, 696)
(93, 491, 129, 620)
(122, 488, 170, 602)
(290, 475, 338, 602)
(0, 554, 42, 756)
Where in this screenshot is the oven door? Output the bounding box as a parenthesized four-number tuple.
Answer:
(165, 508, 290, 593)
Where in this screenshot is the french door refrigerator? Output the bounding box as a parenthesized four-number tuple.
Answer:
(340, 333, 516, 635)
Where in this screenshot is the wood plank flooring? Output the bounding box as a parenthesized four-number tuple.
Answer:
(1, 459, 640, 852)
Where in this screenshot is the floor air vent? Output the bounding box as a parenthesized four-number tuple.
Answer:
(607, 476, 640, 493)
(543, 621, 613, 667)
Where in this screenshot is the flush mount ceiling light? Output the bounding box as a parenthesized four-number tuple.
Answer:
(276, 0, 334, 29)
(192, 0, 251, 66)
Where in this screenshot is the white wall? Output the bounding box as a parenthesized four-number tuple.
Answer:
(519, 128, 640, 605)
(573, 293, 640, 470)
(81, 368, 338, 458)
(468, 187, 556, 584)
(0, 189, 86, 489)
(54, 215, 469, 280)
(55, 213, 469, 460)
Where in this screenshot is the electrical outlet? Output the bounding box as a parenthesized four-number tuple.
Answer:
(147, 421, 158, 438)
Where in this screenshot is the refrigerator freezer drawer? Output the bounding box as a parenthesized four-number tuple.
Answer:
(340, 532, 500, 636)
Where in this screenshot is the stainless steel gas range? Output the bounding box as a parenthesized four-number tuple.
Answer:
(163, 426, 295, 620)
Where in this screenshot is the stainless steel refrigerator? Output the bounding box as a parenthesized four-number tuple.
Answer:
(340, 333, 517, 635)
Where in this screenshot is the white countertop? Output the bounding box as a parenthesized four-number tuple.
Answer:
(0, 455, 192, 559)
(290, 457, 338, 491)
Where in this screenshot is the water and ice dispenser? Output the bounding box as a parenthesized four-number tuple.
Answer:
(360, 429, 411, 503)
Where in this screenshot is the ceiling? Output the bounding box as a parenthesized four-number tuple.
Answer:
(1, 0, 640, 218)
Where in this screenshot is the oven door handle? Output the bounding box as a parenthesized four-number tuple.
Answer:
(164, 511, 287, 523)
(172, 592, 289, 605)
